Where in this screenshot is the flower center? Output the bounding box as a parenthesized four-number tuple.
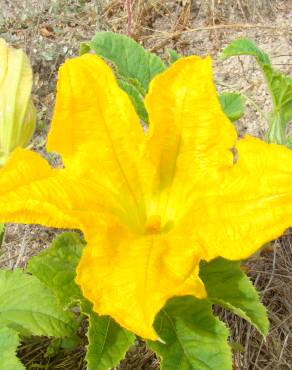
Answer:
(145, 215, 161, 234)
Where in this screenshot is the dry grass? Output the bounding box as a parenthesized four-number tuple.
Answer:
(0, 1, 291, 369)
(222, 235, 292, 369)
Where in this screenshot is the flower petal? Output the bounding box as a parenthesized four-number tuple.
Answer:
(76, 223, 206, 340)
(144, 56, 237, 223)
(185, 136, 292, 261)
(47, 54, 147, 227)
(0, 148, 118, 229)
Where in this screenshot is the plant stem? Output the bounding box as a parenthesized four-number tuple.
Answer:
(124, 0, 132, 36)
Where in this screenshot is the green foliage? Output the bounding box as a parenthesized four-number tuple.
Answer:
(28, 232, 134, 370)
(221, 38, 271, 65)
(263, 65, 292, 143)
(118, 79, 149, 124)
(0, 327, 24, 370)
(200, 258, 269, 336)
(83, 304, 135, 370)
(149, 296, 232, 370)
(222, 38, 292, 146)
(84, 32, 166, 123)
(219, 92, 245, 121)
(28, 232, 85, 308)
(0, 223, 5, 247)
(0, 269, 75, 337)
(286, 135, 292, 149)
(79, 41, 90, 55)
(167, 48, 181, 64)
(86, 32, 248, 126)
(89, 32, 166, 93)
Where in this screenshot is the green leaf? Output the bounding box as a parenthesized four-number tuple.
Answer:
(82, 303, 135, 370)
(286, 135, 292, 149)
(167, 48, 181, 64)
(222, 38, 292, 145)
(200, 258, 269, 336)
(28, 232, 133, 369)
(0, 327, 24, 370)
(221, 38, 271, 65)
(0, 269, 76, 337)
(28, 232, 85, 308)
(263, 65, 292, 128)
(118, 79, 149, 123)
(149, 296, 232, 370)
(89, 31, 166, 92)
(79, 41, 90, 55)
(219, 92, 244, 121)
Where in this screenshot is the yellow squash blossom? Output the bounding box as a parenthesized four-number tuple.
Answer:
(0, 54, 292, 340)
(0, 38, 36, 165)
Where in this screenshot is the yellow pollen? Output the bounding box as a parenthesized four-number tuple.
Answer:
(145, 215, 161, 234)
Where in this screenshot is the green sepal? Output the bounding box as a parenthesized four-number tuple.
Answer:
(200, 257, 269, 336)
(0, 269, 76, 337)
(89, 31, 166, 92)
(219, 92, 245, 121)
(148, 296, 232, 370)
(0, 327, 25, 370)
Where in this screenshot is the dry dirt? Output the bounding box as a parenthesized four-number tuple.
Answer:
(0, 1, 291, 369)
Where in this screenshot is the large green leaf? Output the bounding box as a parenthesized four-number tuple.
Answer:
(118, 79, 148, 123)
(83, 304, 135, 370)
(29, 232, 133, 369)
(28, 232, 85, 308)
(0, 327, 24, 370)
(221, 38, 271, 65)
(89, 31, 166, 93)
(219, 92, 244, 121)
(0, 269, 75, 337)
(149, 296, 232, 370)
(200, 258, 269, 336)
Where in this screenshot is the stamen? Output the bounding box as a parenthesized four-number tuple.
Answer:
(145, 215, 161, 234)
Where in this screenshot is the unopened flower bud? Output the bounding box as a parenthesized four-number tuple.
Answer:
(0, 38, 36, 165)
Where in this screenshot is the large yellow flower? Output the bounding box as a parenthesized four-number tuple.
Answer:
(0, 54, 292, 340)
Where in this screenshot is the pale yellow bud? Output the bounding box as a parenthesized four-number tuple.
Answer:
(0, 38, 36, 165)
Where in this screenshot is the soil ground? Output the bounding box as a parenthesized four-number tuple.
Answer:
(0, 1, 291, 369)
